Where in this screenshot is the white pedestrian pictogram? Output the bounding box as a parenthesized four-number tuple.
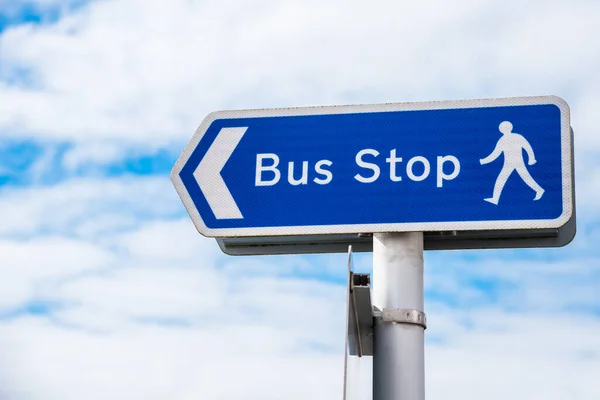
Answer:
(480, 121, 544, 205)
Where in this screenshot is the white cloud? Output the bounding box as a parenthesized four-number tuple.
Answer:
(1, 0, 599, 152)
(0, 173, 347, 398)
(0, 175, 181, 237)
(2, 297, 600, 399)
(61, 140, 128, 171)
(0, 317, 344, 400)
(114, 219, 217, 265)
(426, 311, 600, 400)
(425, 252, 600, 312)
(52, 266, 231, 330)
(0, 236, 114, 310)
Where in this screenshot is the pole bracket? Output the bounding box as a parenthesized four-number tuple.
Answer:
(373, 308, 427, 329)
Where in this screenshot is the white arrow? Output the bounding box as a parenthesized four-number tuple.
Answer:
(194, 127, 247, 219)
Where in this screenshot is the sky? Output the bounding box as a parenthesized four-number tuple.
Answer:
(0, 0, 599, 399)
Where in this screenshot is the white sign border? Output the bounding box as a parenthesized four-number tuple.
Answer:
(171, 95, 572, 238)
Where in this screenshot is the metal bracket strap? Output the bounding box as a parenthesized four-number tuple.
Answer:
(373, 308, 427, 329)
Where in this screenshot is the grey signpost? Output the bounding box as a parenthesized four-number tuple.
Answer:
(172, 96, 575, 400)
(372, 232, 426, 400)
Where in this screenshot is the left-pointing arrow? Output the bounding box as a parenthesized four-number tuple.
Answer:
(194, 127, 247, 219)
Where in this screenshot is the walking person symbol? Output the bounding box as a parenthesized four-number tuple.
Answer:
(480, 121, 545, 205)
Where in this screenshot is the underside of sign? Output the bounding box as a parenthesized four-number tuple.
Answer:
(216, 213, 576, 255)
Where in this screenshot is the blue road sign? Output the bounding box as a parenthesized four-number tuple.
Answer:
(172, 96, 572, 238)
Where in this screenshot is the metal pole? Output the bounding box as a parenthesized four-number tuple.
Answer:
(372, 232, 425, 400)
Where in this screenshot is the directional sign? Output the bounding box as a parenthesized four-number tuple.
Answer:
(172, 96, 572, 238)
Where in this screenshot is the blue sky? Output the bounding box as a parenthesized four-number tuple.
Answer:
(0, 0, 600, 399)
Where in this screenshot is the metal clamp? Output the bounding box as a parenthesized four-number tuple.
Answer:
(373, 308, 427, 329)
